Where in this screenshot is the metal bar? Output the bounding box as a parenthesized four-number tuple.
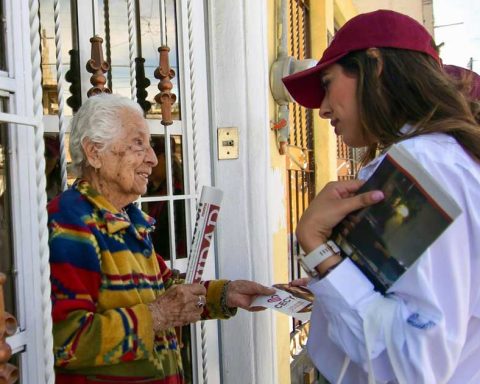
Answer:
(0, 112, 38, 126)
(0, 77, 17, 93)
(126, 0, 137, 101)
(138, 194, 195, 203)
(53, 0, 69, 191)
(28, 0, 55, 381)
(159, 0, 166, 46)
(103, 0, 112, 90)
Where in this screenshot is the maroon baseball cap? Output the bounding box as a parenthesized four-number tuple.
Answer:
(444, 64, 480, 101)
(282, 10, 440, 109)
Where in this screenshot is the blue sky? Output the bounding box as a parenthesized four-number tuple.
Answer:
(433, 0, 480, 72)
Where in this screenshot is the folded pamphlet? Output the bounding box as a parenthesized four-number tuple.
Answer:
(251, 283, 313, 321)
(331, 144, 462, 293)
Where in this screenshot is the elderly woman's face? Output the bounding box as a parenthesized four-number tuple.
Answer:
(96, 109, 157, 206)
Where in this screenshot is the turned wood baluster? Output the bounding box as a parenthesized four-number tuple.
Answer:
(65, 49, 82, 112)
(0, 273, 19, 384)
(135, 58, 152, 113)
(154, 46, 177, 125)
(86, 36, 112, 97)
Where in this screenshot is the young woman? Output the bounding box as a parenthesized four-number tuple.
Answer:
(283, 10, 480, 383)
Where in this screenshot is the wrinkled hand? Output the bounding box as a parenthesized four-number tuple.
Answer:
(296, 180, 384, 253)
(226, 280, 275, 312)
(148, 284, 206, 332)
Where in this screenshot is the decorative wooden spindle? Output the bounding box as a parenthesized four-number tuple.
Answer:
(86, 36, 112, 97)
(65, 49, 82, 112)
(154, 46, 176, 125)
(135, 57, 152, 113)
(0, 273, 19, 384)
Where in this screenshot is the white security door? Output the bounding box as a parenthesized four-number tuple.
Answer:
(1, 0, 57, 382)
(4, 0, 221, 383)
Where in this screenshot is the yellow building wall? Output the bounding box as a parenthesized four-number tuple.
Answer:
(267, 1, 291, 383)
(267, 1, 358, 383)
(310, 0, 357, 192)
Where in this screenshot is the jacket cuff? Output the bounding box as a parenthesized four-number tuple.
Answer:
(203, 279, 237, 319)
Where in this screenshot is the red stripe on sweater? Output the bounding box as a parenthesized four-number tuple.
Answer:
(51, 263, 101, 301)
(125, 307, 138, 352)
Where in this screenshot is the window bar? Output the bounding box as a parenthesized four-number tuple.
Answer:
(185, 2, 209, 382)
(134, 0, 151, 113)
(65, 0, 81, 113)
(163, 132, 177, 265)
(53, 0, 68, 191)
(306, 109, 315, 200)
(28, 0, 55, 382)
(154, 0, 176, 126)
(103, 0, 112, 91)
(86, 0, 110, 98)
(86, 35, 111, 97)
(187, 0, 199, 195)
(294, 1, 302, 147)
(295, 170, 302, 276)
(288, 168, 295, 282)
(126, 0, 137, 101)
(293, 170, 302, 330)
(299, 4, 306, 149)
(159, 0, 167, 47)
(288, 0, 294, 55)
(289, 2, 300, 147)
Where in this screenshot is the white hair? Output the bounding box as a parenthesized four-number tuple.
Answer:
(69, 93, 144, 176)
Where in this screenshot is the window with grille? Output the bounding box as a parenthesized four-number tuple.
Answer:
(336, 139, 365, 180)
(38, 0, 190, 264)
(285, 1, 319, 382)
(0, 96, 15, 319)
(286, 0, 315, 285)
(37, 1, 195, 381)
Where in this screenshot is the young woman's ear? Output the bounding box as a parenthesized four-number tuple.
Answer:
(366, 47, 383, 76)
(82, 138, 102, 169)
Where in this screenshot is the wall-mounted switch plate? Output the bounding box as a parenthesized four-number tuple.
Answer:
(218, 127, 239, 160)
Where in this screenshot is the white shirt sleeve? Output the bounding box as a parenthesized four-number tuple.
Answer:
(306, 135, 480, 383)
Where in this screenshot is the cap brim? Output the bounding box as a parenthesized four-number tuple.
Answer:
(282, 55, 344, 109)
(282, 65, 324, 109)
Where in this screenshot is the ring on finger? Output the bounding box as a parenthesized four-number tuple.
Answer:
(197, 295, 206, 308)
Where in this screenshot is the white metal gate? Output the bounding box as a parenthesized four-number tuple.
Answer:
(1, 0, 221, 382)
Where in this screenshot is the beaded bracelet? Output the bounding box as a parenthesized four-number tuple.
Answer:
(220, 280, 237, 317)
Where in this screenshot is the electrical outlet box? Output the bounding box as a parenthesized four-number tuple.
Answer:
(218, 127, 239, 160)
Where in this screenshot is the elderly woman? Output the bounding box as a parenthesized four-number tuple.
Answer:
(48, 94, 273, 384)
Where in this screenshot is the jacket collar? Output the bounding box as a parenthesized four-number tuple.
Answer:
(74, 179, 155, 235)
(358, 123, 413, 181)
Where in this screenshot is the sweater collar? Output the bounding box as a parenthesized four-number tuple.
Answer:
(73, 179, 155, 234)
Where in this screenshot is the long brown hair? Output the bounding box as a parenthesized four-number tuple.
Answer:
(337, 48, 480, 163)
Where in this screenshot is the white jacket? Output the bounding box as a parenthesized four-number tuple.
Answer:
(307, 133, 480, 384)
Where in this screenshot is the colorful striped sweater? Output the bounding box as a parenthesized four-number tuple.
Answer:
(48, 180, 235, 382)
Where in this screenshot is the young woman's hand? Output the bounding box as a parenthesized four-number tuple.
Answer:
(296, 180, 384, 253)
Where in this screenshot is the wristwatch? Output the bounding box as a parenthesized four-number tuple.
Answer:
(298, 240, 341, 278)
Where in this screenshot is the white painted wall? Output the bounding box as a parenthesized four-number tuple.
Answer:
(206, 1, 277, 383)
